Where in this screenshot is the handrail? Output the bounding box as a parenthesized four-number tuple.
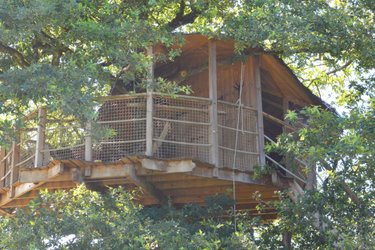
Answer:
(15, 154, 35, 167)
(152, 92, 212, 102)
(264, 135, 324, 184)
(0, 169, 12, 182)
(217, 124, 258, 135)
(97, 118, 146, 124)
(265, 155, 307, 184)
(218, 146, 259, 155)
(153, 117, 211, 126)
(262, 112, 296, 131)
(218, 100, 257, 111)
(0, 149, 13, 163)
(99, 92, 212, 102)
(153, 138, 212, 147)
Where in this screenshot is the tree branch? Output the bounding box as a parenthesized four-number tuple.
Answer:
(326, 60, 353, 75)
(0, 43, 30, 67)
(166, 1, 204, 30)
(321, 159, 372, 216)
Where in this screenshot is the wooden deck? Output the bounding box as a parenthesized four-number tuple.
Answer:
(0, 157, 279, 218)
(0, 93, 305, 216)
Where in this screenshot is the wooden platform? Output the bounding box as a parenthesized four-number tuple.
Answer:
(0, 157, 279, 218)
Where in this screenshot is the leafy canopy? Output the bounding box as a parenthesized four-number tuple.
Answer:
(0, 1, 374, 248)
(0, 186, 257, 250)
(0, 0, 374, 144)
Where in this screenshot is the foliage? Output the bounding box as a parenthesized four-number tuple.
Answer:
(0, 186, 257, 250)
(1, 0, 374, 144)
(265, 97, 375, 248)
(0, 0, 374, 248)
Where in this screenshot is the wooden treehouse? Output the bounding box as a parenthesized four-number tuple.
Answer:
(0, 35, 325, 217)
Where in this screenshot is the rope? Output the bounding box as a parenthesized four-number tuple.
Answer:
(232, 62, 245, 232)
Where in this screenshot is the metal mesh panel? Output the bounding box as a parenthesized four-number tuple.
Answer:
(11, 93, 260, 171)
(94, 95, 147, 162)
(218, 101, 259, 171)
(153, 94, 211, 162)
(43, 114, 85, 162)
(18, 117, 38, 168)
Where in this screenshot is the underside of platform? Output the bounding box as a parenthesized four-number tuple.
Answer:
(0, 157, 280, 218)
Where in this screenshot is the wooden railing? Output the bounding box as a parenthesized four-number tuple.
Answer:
(0, 93, 261, 188)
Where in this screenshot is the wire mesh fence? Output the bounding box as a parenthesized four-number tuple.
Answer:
(18, 116, 39, 168)
(2, 93, 261, 173)
(94, 95, 147, 162)
(42, 113, 85, 162)
(218, 101, 259, 171)
(152, 94, 211, 162)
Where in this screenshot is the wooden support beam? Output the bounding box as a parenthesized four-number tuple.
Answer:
(71, 168, 83, 184)
(35, 108, 47, 167)
(127, 166, 169, 206)
(208, 40, 219, 176)
(2, 198, 31, 208)
(37, 181, 77, 190)
(191, 166, 266, 185)
(140, 158, 196, 173)
(9, 141, 20, 198)
(154, 179, 233, 190)
(0, 147, 6, 188)
(0, 208, 12, 216)
(85, 120, 93, 161)
(13, 190, 39, 199)
(0, 181, 46, 207)
(146, 46, 154, 157)
(19, 163, 66, 183)
(88, 164, 134, 179)
(254, 56, 266, 166)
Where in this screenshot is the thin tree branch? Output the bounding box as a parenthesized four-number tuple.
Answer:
(166, 1, 204, 30)
(326, 60, 353, 75)
(321, 159, 372, 216)
(0, 43, 30, 67)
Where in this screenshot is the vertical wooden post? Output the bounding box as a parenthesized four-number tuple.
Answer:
(306, 166, 317, 190)
(0, 147, 6, 188)
(254, 56, 266, 166)
(145, 46, 154, 157)
(9, 139, 20, 197)
(85, 120, 93, 161)
(208, 40, 219, 171)
(35, 107, 47, 167)
(282, 97, 289, 133)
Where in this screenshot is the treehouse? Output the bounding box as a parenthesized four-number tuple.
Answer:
(0, 34, 326, 217)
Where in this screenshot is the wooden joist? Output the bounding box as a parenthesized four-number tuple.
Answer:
(127, 166, 169, 206)
(0, 158, 280, 216)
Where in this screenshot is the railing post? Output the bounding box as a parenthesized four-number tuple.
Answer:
(0, 147, 6, 188)
(253, 56, 266, 166)
(35, 107, 47, 167)
(9, 139, 20, 197)
(145, 46, 154, 157)
(85, 120, 93, 161)
(208, 40, 219, 171)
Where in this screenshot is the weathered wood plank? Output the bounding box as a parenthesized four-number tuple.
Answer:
(146, 46, 154, 156)
(19, 163, 66, 183)
(208, 40, 219, 176)
(0, 147, 6, 188)
(254, 56, 266, 166)
(35, 108, 47, 167)
(9, 141, 20, 198)
(85, 120, 93, 161)
(127, 166, 168, 206)
(140, 158, 196, 173)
